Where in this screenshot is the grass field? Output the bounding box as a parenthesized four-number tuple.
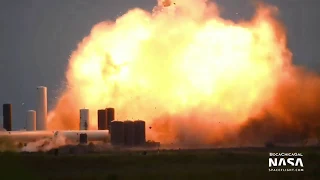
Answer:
(0, 146, 319, 180)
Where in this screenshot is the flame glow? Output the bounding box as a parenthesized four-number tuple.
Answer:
(48, 0, 320, 146)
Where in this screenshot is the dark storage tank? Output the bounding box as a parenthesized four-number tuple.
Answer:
(110, 120, 124, 146)
(79, 133, 88, 144)
(106, 108, 115, 130)
(2, 104, 12, 131)
(123, 120, 134, 146)
(97, 109, 107, 130)
(133, 120, 146, 146)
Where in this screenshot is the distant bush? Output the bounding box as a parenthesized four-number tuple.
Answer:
(264, 141, 275, 148)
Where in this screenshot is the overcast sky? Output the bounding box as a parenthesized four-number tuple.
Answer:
(0, 0, 319, 129)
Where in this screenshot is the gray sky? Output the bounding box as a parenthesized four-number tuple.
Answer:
(1, 0, 319, 130)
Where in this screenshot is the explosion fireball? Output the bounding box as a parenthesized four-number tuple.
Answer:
(48, 0, 320, 146)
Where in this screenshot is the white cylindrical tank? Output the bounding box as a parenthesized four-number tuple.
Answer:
(54, 130, 109, 142)
(36, 86, 47, 130)
(80, 109, 89, 130)
(26, 110, 36, 131)
(0, 131, 55, 142)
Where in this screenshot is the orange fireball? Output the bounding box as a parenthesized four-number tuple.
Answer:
(48, 1, 309, 145)
(162, 0, 172, 7)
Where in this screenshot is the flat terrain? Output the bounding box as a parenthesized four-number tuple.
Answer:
(0, 146, 319, 180)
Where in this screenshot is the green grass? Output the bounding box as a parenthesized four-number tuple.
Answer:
(0, 147, 319, 180)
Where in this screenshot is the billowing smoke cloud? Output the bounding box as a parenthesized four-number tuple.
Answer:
(239, 68, 320, 145)
(48, 0, 320, 146)
(21, 133, 67, 152)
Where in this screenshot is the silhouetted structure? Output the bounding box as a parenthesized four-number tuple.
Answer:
(79, 133, 88, 144)
(110, 120, 124, 145)
(124, 120, 134, 146)
(106, 108, 115, 130)
(97, 109, 107, 130)
(133, 120, 146, 146)
(3, 104, 12, 131)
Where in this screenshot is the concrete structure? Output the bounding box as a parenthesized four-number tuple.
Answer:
(36, 86, 47, 130)
(97, 109, 107, 130)
(2, 104, 12, 131)
(26, 110, 36, 131)
(80, 109, 89, 130)
(124, 120, 134, 146)
(110, 120, 124, 145)
(0, 116, 2, 129)
(106, 108, 115, 130)
(133, 120, 146, 146)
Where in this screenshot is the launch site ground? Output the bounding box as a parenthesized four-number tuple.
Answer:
(1, 146, 319, 179)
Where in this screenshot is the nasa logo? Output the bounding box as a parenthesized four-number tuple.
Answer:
(269, 158, 304, 167)
(269, 152, 304, 172)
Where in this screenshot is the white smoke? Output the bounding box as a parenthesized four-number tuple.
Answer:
(21, 133, 67, 152)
